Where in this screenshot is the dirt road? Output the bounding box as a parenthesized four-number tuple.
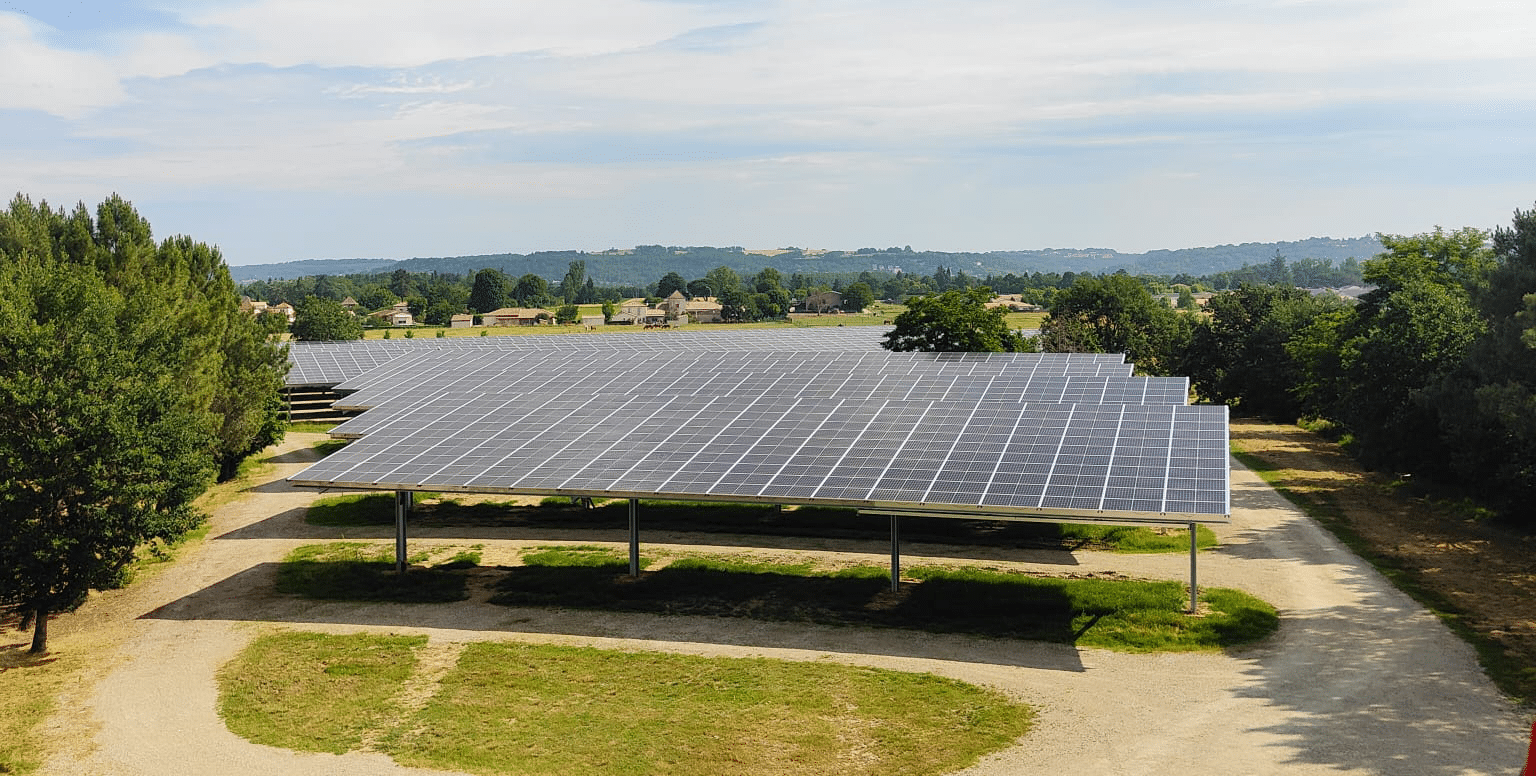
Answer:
(33, 433, 1531, 775)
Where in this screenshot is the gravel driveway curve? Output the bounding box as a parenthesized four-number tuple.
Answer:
(34, 433, 1531, 775)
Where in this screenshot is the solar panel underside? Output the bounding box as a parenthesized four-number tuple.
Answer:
(292, 395, 1228, 522)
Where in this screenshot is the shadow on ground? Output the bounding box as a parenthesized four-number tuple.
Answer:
(139, 562, 1089, 672)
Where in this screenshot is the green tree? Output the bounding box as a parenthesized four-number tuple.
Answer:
(753, 267, 785, 294)
(256, 308, 290, 335)
(882, 287, 1028, 352)
(0, 250, 216, 653)
(1421, 208, 1536, 513)
(686, 279, 713, 299)
(555, 303, 579, 324)
(389, 268, 417, 299)
(357, 284, 397, 311)
(1176, 288, 1196, 311)
(1040, 274, 1191, 374)
(656, 272, 688, 299)
(512, 273, 550, 307)
(560, 260, 586, 304)
(422, 300, 458, 326)
(469, 269, 509, 313)
(292, 295, 364, 341)
(705, 266, 742, 296)
(1184, 284, 1343, 420)
(842, 282, 875, 313)
(719, 288, 760, 321)
(1290, 229, 1493, 475)
(1369, 227, 1494, 295)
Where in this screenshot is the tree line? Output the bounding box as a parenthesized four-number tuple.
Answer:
(1, 194, 289, 651)
(885, 212, 1536, 524)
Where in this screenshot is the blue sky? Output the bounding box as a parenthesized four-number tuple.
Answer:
(4, 0, 1533, 266)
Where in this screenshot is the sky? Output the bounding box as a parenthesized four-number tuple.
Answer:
(3, 0, 1534, 266)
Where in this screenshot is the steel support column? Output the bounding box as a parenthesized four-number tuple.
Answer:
(1188, 521, 1198, 613)
(394, 491, 413, 575)
(890, 515, 901, 592)
(629, 498, 640, 578)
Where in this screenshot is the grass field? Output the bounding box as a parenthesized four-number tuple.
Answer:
(220, 631, 1033, 776)
(486, 546, 1276, 652)
(276, 542, 1276, 652)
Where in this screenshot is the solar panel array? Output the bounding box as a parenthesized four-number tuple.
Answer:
(296, 394, 1227, 519)
(286, 327, 902, 387)
(290, 329, 1228, 523)
(330, 349, 1144, 414)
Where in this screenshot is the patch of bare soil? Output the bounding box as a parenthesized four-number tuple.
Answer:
(1229, 418, 1536, 702)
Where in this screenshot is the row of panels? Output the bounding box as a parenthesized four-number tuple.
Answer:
(296, 395, 1229, 520)
(286, 327, 901, 386)
(331, 349, 1154, 416)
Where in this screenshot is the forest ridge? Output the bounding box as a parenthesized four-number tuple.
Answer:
(231, 236, 1383, 285)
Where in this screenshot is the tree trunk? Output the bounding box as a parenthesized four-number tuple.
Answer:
(28, 605, 48, 654)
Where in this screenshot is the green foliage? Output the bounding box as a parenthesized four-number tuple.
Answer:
(1367, 227, 1494, 294)
(559, 260, 586, 304)
(0, 193, 287, 651)
(512, 273, 550, 307)
(704, 265, 742, 296)
(841, 280, 875, 312)
(554, 303, 579, 324)
(1041, 274, 1192, 375)
(655, 271, 687, 299)
(291, 295, 363, 341)
(1185, 284, 1344, 419)
(883, 287, 1028, 352)
(468, 268, 508, 313)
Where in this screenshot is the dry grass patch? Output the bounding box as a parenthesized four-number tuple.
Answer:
(1230, 418, 1536, 704)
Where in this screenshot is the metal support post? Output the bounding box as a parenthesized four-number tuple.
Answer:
(629, 498, 640, 578)
(395, 491, 413, 575)
(890, 515, 901, 592)
(1188, 522, 1198, 613)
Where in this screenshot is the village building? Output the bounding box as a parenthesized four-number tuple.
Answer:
(801, 290, 843, 313)
(369, 300, 414, 326)
(482, 307, 551, 326)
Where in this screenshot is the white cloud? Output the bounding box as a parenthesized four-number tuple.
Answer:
(173, 0, 755, 67)
(330, 75, 480, 97)
(6, 0, 1535, 263)
(0, 13, 124, 117)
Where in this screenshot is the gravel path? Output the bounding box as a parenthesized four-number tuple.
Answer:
(35, 434, 1531, 775)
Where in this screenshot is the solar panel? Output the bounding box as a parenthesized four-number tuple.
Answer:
(292, 395, 1228, 522)
(285, 327, 896, 386)
(287, 325, 1224, 524)
(331, 349, 1139, 412)
(323, 351, 1177, 440)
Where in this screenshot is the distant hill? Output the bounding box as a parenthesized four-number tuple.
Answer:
(230, 257, 398, 283)
(230, 236, 1383, 285)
